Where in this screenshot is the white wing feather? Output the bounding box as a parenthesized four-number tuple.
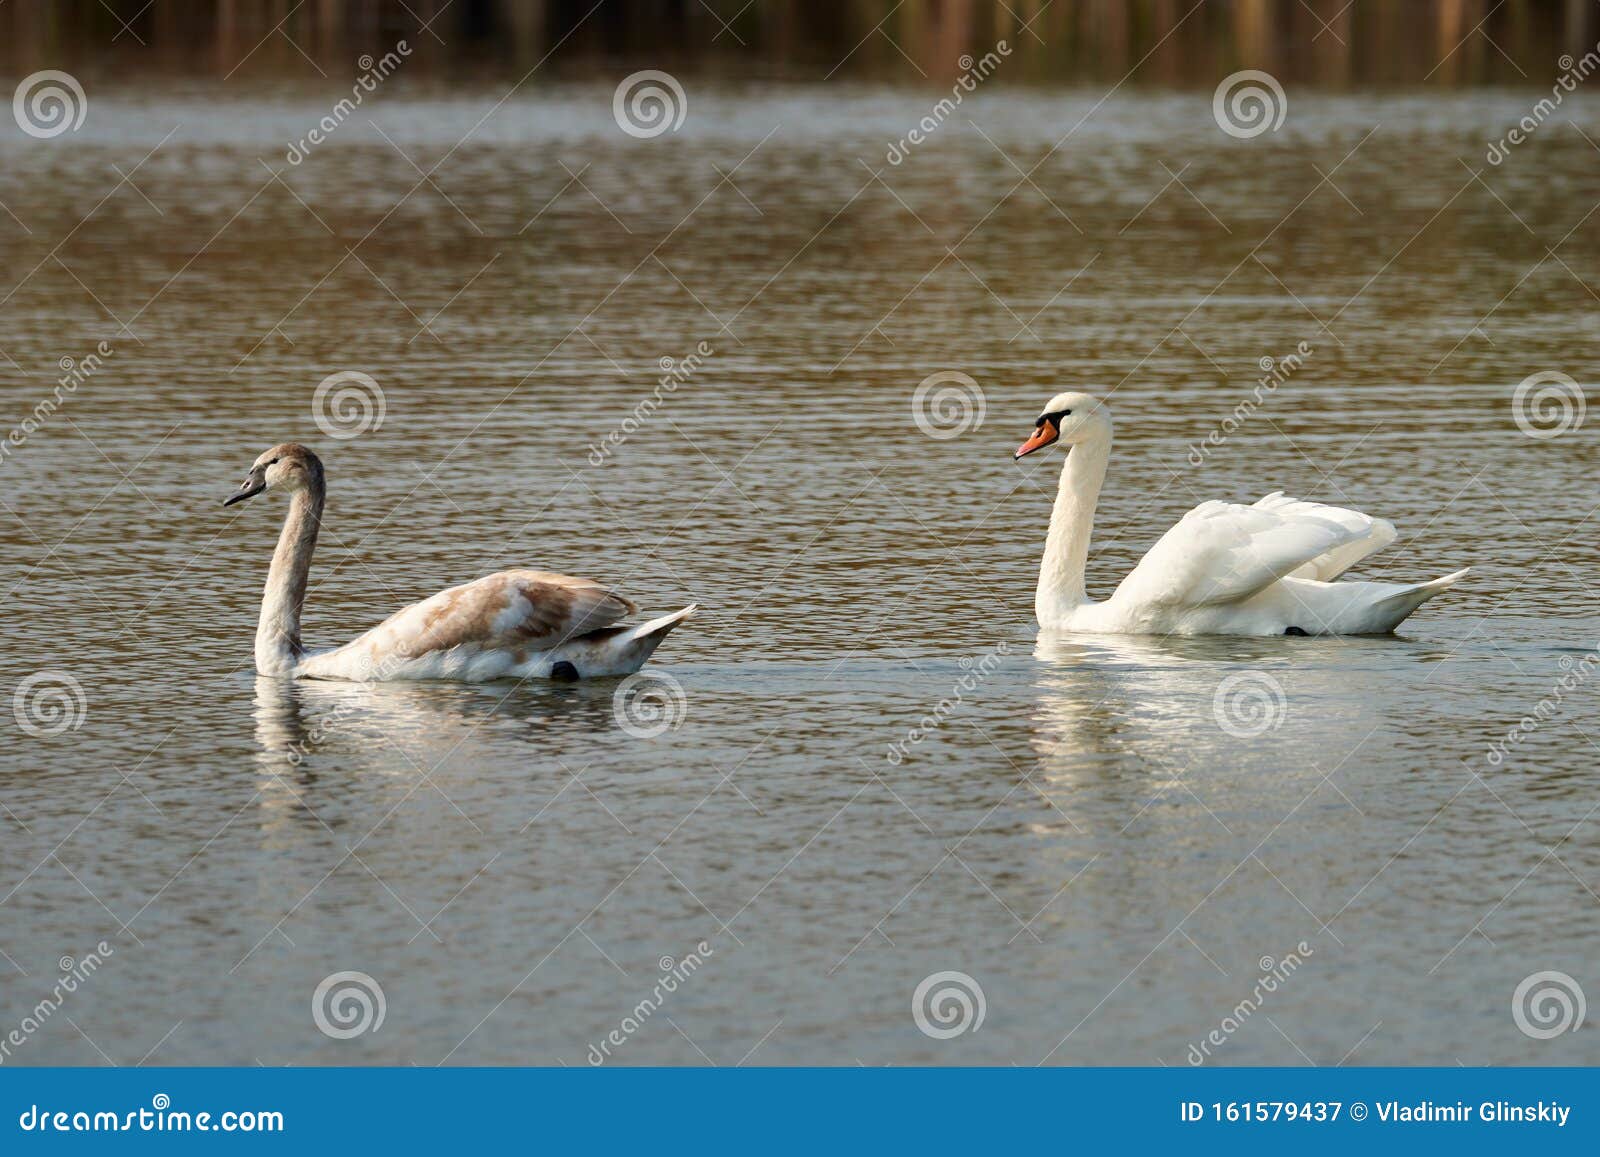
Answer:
(1111, 498, 1366, 608)
(1252, 492, 1396, 580)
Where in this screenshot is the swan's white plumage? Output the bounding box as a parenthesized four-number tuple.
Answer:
(1014, 392, 1467, 637)
(1112, 499, 1366, 608)
(1251, 492, 1397, 581)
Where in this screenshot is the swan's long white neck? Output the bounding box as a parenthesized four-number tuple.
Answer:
(256, 483, 323, 676)
(1036, 428, 1111, 627)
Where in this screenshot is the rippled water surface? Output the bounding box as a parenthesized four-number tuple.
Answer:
(2, 85, 1598, 1065)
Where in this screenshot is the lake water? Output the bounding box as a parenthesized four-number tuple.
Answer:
(1, 83, 1598, 1066)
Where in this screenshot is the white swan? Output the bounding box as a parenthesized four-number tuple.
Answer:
(1013, 392, 1468, 636)
(223, 443, 695, 681)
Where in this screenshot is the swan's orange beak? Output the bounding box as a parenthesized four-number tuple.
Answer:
(1014, 418, 1059, 460)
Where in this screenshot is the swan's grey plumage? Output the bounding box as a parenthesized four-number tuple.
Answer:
(225, 443, 694, 680)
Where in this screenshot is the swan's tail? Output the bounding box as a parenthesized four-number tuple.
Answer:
(624, 603, 698, 645)
(561, 604, 698, 677)
(609, 604, 697, 673)
(1369, 567, 1469, 632)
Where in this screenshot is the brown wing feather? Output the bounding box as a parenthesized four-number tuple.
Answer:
(374, 570, 636, 659)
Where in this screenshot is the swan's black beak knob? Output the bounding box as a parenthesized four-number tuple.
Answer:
(1014, 417, 1059, 460)
(224, 472, 267, 506)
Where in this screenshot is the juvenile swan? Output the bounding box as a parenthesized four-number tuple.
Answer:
(223, 444, 695, 680)
(1012, 393, 1468, 636)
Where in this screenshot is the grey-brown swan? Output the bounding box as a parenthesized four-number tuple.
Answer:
(223, 443, 694, 680)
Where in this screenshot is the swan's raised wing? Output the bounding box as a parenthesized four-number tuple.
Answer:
(1252, 492, 1396, 580)
(343, 570, 636, 667)
(1111, 500, 1367, 608)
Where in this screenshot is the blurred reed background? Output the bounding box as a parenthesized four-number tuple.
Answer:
(1, 0, 1596, 85)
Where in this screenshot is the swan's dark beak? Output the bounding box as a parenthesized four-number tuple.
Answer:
(223, 471, 266, 506)
(1014, 418, 1059, 460)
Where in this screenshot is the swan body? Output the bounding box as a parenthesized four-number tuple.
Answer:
(224, 444, 694, 681)
(1013, 392, 1467, 637)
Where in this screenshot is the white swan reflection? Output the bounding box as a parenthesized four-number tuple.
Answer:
(1024, 630, 1415, 792)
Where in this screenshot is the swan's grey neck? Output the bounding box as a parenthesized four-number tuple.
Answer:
(1037, 429, 1111, 626)
(256, 483, 323, 676)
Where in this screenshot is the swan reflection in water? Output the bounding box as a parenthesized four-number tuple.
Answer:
(1022, 631, 1440, 821)
(250, 674, 637, 776)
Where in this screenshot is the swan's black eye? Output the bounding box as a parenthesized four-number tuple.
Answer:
(1062, 409, 1072, 417)
(267, 458, 279, 466)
